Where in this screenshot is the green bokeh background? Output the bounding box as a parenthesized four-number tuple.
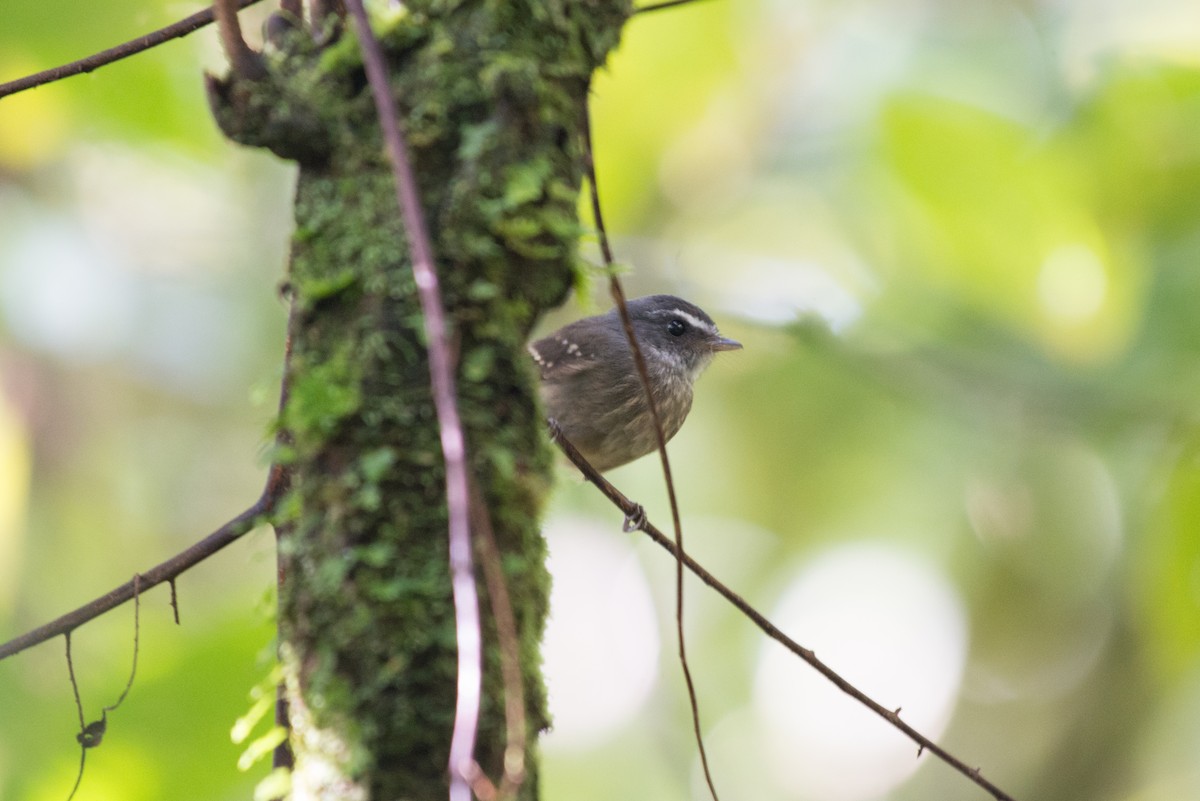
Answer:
(2, 2, 1200, 800)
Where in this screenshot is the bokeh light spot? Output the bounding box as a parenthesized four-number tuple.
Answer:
(1038, 243, 1108, 324)
(542, 517, 660, 752)
(753, 542, 967, 801)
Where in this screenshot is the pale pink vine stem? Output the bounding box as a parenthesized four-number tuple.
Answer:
(343, 5, 481, 800)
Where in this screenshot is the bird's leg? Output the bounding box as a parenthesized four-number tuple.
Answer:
(621, 504, 646, 533)
(546, 417, 647, 531)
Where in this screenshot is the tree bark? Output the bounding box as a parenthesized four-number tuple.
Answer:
(207, 3, 631, 797)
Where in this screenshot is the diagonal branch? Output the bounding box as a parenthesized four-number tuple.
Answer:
(0, 0, 266, 100)
(549, 425, 1020, 801)
(341, 5, 482, 801)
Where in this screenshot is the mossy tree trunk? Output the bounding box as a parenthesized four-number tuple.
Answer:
(208, 3, 631, 798)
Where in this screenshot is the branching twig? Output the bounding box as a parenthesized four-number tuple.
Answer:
(59, 579, 143, 799)
(582, 98, 722, 801)
(341, 5, 482, 801)
(0, 500, 270, 662)
(549, 426, 1020, 801)
(0, 0, 266, 100)
(468, 480, 527, 801)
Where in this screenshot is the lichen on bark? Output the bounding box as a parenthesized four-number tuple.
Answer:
(207, 2, 631, 798)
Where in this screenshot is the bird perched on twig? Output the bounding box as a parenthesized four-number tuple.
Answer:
(530, 294, 742, 472)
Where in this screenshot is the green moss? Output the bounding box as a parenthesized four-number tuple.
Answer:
(299, 267, 358, 301)
(284, 343, 363, 441)
(210, 1, 632, 799)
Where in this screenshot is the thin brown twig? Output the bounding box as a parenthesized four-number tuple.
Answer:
(102, 575, 141, 714)
(635, 0, 714, 13)
(64, 633, 86, 731)
(468, 479, 527, 801)
(0, 0, 266, 100)
(271, 300, 299, 777)
(64, 632, 87, 801)
(582, 98, 722, 801)
(549, 426, 1020, 801)
(341, 5, 482, 801)
(60, 578, 143, 799)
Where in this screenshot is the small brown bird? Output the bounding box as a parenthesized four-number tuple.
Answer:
(530, 294, 741, 472)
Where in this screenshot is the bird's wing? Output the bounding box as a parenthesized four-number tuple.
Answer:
(528, 333, 600, 381)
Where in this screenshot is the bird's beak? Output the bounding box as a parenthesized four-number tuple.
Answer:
(709, 336, 743, 352)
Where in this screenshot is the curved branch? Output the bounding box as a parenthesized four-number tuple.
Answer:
(549, 426, 1020, 801)
(0, 0, 266, 100)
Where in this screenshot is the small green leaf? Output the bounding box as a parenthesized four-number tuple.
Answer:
(301, 268, 358, 301)
(462, 347, 495, 382)
(360, 447, 397, 482)
(231, 696, 273, 745)
(254, 768, 293, 801)
(459, 120, 499, 161)
(285, 346, 363, 438)
(238, 726, 289, 772)
(468, 279, 500, 300)
(358, 541, 394, 568)
(503, 156, 553, 208)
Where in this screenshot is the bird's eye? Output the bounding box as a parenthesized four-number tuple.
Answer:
(667, 319, 688, 336)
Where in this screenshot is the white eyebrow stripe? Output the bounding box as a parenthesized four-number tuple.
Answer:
(669, 308, 716, 334)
